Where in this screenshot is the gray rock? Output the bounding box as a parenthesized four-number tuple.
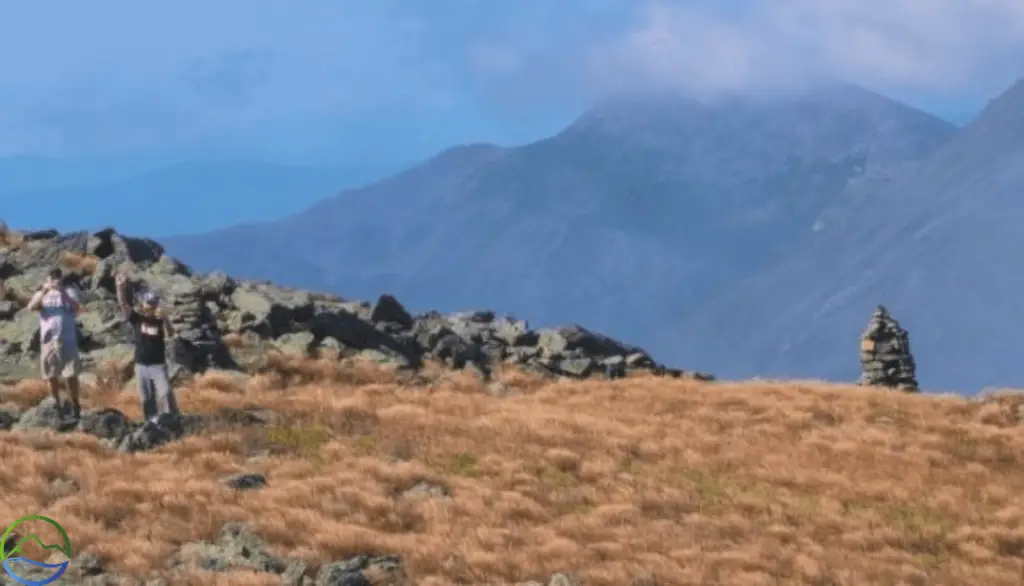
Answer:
(400, 480, 451, 500)
(87, 227, 164, 266)
(0, 255, 17, 280)
(548, 573, 581, 586)
(315, 555, 403, 586)
(274, 331, 318, 357)
(0, 406, 18, 430)
(223, 473, 268, 491)
(229, 283, 315, 338)
(172, 522, 292, 575)
(356, 348, 412, 369)
(78, 408, 134, 440)
(491, 316, 537, 346)
(860, 305, 918, 391)
(434, 333, 486, 372)
(0, 300, 17, 321)
(13, 398, 76, 432)
(308, 310, 421, 368)
(0, 310, 42, 355)
(537, 324, 641, 359)
(114, 413, 189, 453)
(369, 293, 413, 328)
(556, 356, 596, 378)
(410, 316, 456, 351)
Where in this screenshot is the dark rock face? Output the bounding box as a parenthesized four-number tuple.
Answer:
(223, 473, 268, 491)
(860, 305, 918, 392)
(0, 225, 713, 386)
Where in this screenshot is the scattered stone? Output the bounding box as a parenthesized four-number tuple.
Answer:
(77, 408, 134, 440)
(168, 523, 403, 586)
(860, 305, 919, 392)
(113, 413, 189, 453)
(315, 555, 404, 586)
(400, 480, 451, 501)
(548, 573, 581, 586)
(13, 397, 77, 432)
(171, 522, 295, 575)
(0, 406, 18, 430)
(0, 300, 17, 320)
(223, 473, 268, 491)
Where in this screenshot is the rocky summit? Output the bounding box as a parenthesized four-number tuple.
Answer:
(0, 224, 711, 388)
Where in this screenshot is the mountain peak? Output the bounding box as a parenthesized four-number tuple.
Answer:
(972, 78, 1024, 127)
(560, 84, 955, 166)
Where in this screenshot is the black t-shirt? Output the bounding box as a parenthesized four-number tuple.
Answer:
(128, 310, 167, 365)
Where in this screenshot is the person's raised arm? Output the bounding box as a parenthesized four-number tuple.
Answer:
(163, 313, 175, 339)
(25, 289, 44, 312)
(115, 273, 129, 310)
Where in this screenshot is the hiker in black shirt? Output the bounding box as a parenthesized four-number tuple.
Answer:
(120, 287, 180, 423)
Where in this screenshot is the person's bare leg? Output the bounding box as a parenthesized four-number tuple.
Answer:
(66, 376, 82, 419)
(46, 377, 62, 409)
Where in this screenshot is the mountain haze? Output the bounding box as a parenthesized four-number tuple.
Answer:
(164, 84, 957, 372)
(2, 158, 395, 237)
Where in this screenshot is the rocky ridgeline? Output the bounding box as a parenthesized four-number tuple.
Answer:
(0, 225, 712, 386)
(859, 305, 919, 392)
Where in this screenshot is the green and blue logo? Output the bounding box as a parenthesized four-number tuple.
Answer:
(0, 515, 72, 586)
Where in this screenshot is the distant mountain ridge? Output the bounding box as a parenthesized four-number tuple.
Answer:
(1, 157, 397, 237)
(162, 83, 960, 383)
(670, 79, 1024, 392)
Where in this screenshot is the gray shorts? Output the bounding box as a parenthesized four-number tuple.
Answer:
(41, 339, 81, 380)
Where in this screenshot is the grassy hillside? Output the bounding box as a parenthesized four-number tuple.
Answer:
(2, 357, 1024, 585)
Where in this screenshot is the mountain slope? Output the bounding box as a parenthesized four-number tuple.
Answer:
(670, 80, 1024, 392)
(164, 85, 956, 363)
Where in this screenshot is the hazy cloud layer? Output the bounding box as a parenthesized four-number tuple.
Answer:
(0, 1, 1021, 157)
(591, 1, 1024, 97)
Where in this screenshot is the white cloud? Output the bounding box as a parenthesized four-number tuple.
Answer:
(586, 1, 1024, 98)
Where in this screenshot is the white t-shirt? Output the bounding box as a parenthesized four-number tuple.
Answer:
(31, 287, 80, 346)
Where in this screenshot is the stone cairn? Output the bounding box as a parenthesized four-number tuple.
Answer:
(859, 305, 918, 392)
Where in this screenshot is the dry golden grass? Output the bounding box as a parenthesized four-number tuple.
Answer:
(4, 357, 1024, 585)
(0, 224, 24, 249)
(57, 251, 100, 275)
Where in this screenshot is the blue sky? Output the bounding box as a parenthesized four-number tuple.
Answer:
(2, 0, 1023, 166)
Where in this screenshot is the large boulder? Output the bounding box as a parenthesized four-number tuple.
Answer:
(537, 324, 643, 358)
(307, 310, 422, 368)
(87, 227, 164, 267)
(369, 293, 413, 328)
(227, 283, 315, 338)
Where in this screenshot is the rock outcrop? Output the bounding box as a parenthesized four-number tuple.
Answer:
(0, 225, 713, 385)
(859, 305, 918, 392)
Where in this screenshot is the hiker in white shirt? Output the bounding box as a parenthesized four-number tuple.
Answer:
(26, 267, 84, 422)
